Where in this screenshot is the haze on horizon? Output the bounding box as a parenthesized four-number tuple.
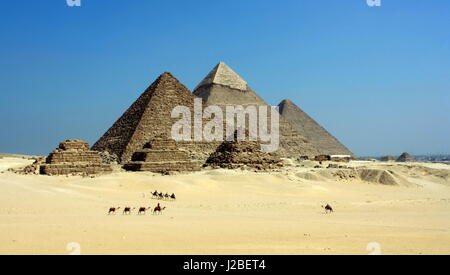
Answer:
(0, 0, 449, 157)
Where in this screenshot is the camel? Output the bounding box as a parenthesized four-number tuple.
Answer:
(158, 192, 164, 200)
(108, 207, 120, 215)
(152, 191, 159, 198)
(323, 204, 334, 214)
(153, 204, 166, 215)
(164, 193, 170, 200)
(123, 207, 134, 215)
(170, 193, 176, 200)
(138, 207, 151, 215)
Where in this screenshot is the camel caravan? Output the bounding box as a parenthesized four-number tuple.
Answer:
(108, 203, 166, 215)
(151, 190, 176, 201)
(107, 190, 175, 215)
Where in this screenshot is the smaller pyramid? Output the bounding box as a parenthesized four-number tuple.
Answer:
(123, 137, 200, 173)
(396, 152, 415, 162)
(206, 131, 283, 170)
(40, 140, 113, 176)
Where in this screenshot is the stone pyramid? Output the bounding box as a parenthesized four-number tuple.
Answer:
(278, 99, 353, 156)
(396, 152, 415, 162)
(193, 62, 320, 158)
(40, 140, 112, 176)
(123, 137, 200, 173)
(92, 72, 201, 162)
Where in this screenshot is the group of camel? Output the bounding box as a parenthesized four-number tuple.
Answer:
(108, 203, 166, 215)
(107, 190, 176, 215)
(151, 190, 176, 201)
(108, 187, 334, 215)
(109, 204, 333, 215)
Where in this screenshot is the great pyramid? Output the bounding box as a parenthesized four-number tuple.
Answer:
(193, 62, 320, 158)
(92, 72, 216, 163)
(278, 99, 353, 156)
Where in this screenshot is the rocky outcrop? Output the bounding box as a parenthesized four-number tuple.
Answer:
(7, 157, 45, 175)
(123, 138, 200, 173)
(99, 151, 119, 164)
(205, 135, 283, 170)
(357, 169, 398, 185)
(40, 140, 113, 176)
(380, 155, 396, 162)
(314, 155, 331, 161)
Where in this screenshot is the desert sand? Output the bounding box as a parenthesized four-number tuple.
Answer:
(0, 157, 449, 255)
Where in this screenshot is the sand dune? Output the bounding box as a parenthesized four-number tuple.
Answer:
(0, 158, 449, 255)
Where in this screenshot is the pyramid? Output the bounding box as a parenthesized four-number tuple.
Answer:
(396, 152, 415, 162)
(92, 72, 209, 162)
(40, 140, 112, 176)
(278, 99, 353, 156)
(194, 62, 320, 158)
(123, 137, 200, 173)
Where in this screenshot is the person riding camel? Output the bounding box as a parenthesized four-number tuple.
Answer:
(324, 204, 333, 213)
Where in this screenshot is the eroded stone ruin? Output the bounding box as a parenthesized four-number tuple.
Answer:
(205, 132, 283, 170)
(40, 140, 113, 176)
(123, 138, 200, 173)
(380, 155, 396, 162)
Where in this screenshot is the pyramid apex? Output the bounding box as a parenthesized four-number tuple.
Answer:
(278, 99, 297, 113)
(195, 62, 248, 91)
(158, 72, 174, 79)
(279, 99, 293, 105)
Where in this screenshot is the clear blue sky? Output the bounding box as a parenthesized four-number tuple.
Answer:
(0, 0, 449, 157)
